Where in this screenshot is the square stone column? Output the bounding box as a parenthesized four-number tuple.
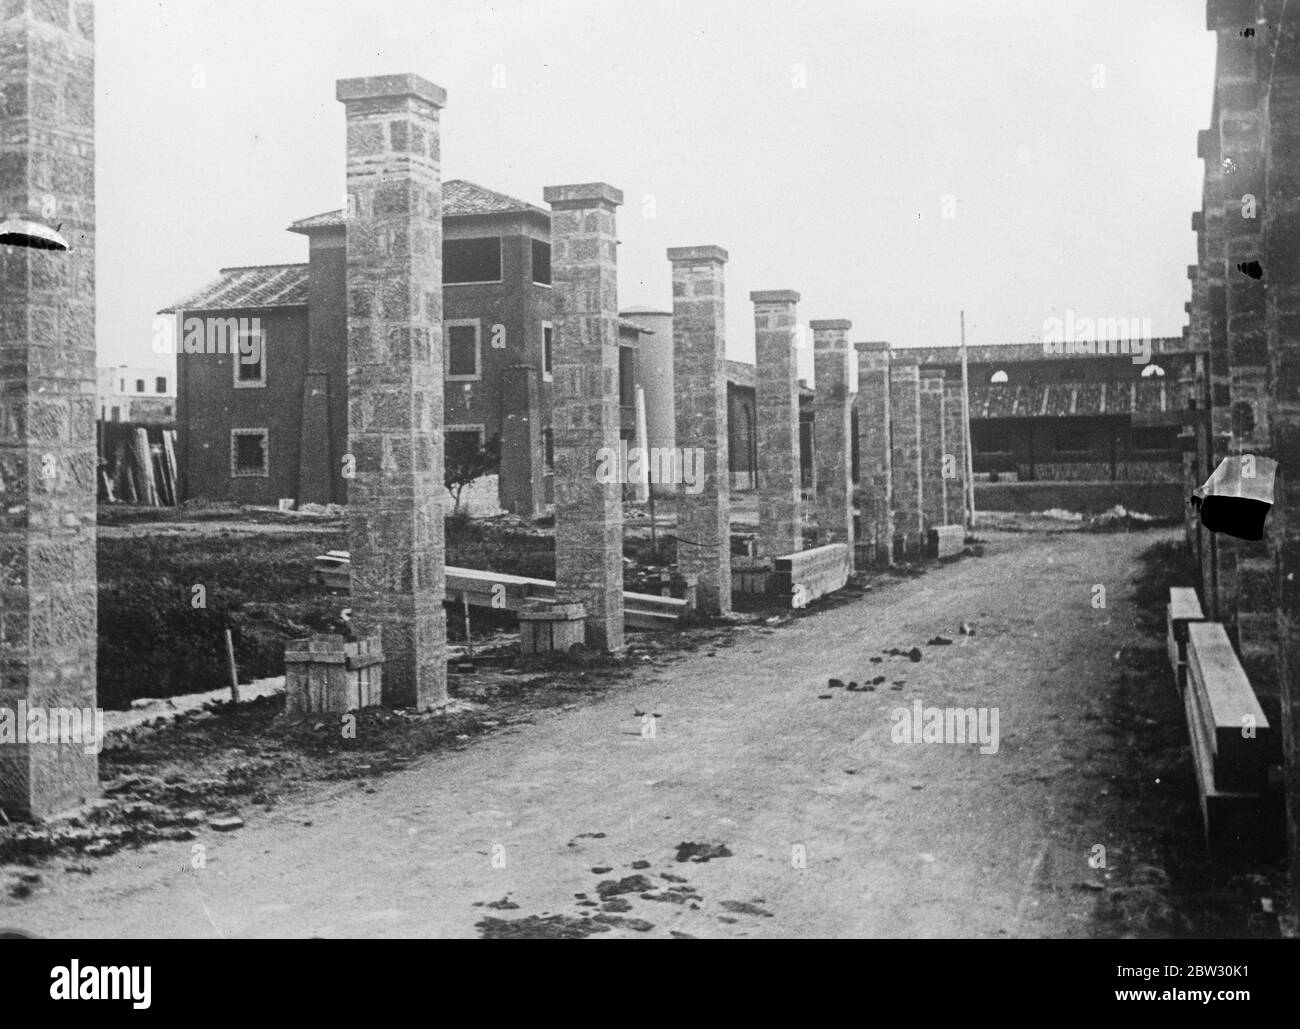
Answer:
(751, 290, 803, 557)
(812, 320, 854, 565)
(854, 341, 893, 564)
(0, 0, 99, 818)
(338, 73, 448, 709)
(669, 245, 731, 615)
(890, 357, 924, 548)
(942, 377, 968, 529)
(1260, 0, 1300, 913)
(544, 182, 625, 652)
(920, 369, 948, 529)
(1215, 11, 1275, 680)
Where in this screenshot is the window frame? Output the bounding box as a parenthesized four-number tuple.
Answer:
(531, 237, 552, 287)
(155, 376, 168, 394)
(445, 424, 487, 452)
(230, 428, 270, 478)
(541, 321, 554, 381)
(445, 319, 482, 381)
(232, 328, 268, 388)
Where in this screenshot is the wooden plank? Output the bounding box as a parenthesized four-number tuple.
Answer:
(1168, 586, 1205, 626)
(162, 430, 179, 504)
(132, 428, 158, 505)
(1183, 678, 1260, 854)
(1186, 621, 1271, 791)
(772, 543, 849, 604)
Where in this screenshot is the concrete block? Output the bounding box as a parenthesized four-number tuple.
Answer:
(518, 602, 587, 655)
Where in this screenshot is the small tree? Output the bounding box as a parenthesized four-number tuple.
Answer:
(445, 433, 501, 515)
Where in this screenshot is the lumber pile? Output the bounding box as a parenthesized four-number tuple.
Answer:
(312, 552, 687, 630)
(98, 423, 179, 506)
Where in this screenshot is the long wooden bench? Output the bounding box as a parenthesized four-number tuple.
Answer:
(313, 552, 686, 631)
(1184, 621, 1272, 851)
(1165, 586, 1206, 694)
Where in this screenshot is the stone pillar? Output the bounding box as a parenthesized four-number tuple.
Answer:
(920, 369, 948, 530)
(0, 0, 99, 818)
(751, 290, 802, 557)
(890, 357, 924, 554)
(544, 183, 624, 652)
(812, 320, 853, 564)
(338, 73, 447, 709)
(1215, 6, 1276, 681)
(500, 364, 544, 517)
(1260, 0, 1300, 916)
(854, 341, 893, 564)
(943, 377, 968, 530)
(669, 245, 731, 615)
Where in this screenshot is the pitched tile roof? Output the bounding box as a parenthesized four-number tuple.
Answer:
(287, 179, 546, 234)
(158, 264, 309, 313)
(967, 380, 1181, 418)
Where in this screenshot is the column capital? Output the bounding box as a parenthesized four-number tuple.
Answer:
(854, 340, 891, 353)
(543, 183, 623, 209)
(750, 289, 800, 304)
(668, 244, 728, 264)
(336, 73, 446, 108)
(810, 319, 852, 331)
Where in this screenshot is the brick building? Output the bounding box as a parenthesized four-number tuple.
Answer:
(161, 180, 651, 514)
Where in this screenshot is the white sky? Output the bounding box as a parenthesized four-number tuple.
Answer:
(96, 0, 1216, 382)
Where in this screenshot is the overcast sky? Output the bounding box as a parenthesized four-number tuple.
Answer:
(97, 0, 1216, 382)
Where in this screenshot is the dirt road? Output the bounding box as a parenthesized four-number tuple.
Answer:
(3, 527, 1240, 938)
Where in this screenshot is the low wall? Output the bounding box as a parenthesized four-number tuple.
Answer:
(975, 480, 1184, 517)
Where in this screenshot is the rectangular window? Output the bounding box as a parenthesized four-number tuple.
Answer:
(531, 238, 551, 286)
(231, 429, 269, 477)
(1055, 425, 1092, 453)
(443, 237, 502, 284)
(155, 377, 167, 394)
(445, 425, 485, 452)
(110, 406, 120, 422)
(543, 427, 554, 470)
(135, 379, 145, 393)
(446, 320, 481, 380)
(619, 345, 635, 407)
(233, 330, 267, 387)
(542, 322, 553, 380)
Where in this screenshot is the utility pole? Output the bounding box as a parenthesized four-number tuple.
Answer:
(960, 310, 975, 529)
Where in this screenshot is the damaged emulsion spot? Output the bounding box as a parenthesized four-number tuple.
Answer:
(0, 218, 69, 251)
(1236, 259, 1264, 280)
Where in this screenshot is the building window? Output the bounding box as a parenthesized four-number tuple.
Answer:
(1140, 363, 1165, 378)
(119, 379, 125, 392)
(135, 379, 145, 393)
(446, 320, 481, 380)
(619, 345, 635, 407)
(155, 376, 167, 393)
(989, 369, 1009, 384)
(233, 329, 267, 387)
(445, 425, 485, 452)
(532, 239, 551, 286)
(542, 427, 554, 470)
(443, 237, 502, 284)
(973, 424, 1011, 454)
(1055, 425, 1091, 452)
(542, 322, 554, 380)
(164, 405, 173, 417)
(231, 429, 269, 477)
(110, 406, 120, 422)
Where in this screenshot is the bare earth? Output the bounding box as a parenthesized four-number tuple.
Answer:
(3, 527, 1213, 938)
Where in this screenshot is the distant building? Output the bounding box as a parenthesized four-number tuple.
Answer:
(97, 365, 175, 424)
(161, 180, 650, 513)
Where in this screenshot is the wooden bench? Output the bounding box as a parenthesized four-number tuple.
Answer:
(1165, 586, 1206, 694)
(1184, 621, 1273, 851)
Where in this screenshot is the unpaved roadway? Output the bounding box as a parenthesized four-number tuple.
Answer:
(6, 528, 1200, 938)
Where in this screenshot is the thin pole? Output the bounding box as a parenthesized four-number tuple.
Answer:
(960, 310, 975, 529)
(224, 628, 240, 703)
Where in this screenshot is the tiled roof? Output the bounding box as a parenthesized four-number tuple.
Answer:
(899, 337, 1195, 365)
(158, 264, 309, 313)
(967, 380, 1180, 418)
(288, 179, 545, 233)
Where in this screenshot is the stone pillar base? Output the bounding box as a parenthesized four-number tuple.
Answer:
(519, 602, 588, 656)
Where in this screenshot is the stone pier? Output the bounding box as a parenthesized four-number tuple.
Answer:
(338, 73, 448, 709)
(854, 341, 893, 564)
(919, 369, 948, 530)
(751, 290, 803, 558)
(669, 245, 732, 614)
(889, 356, 924, 556)
(812, 320, 854, 564)
(544, 183, 625, 651)
(0, 0, 99, 817)
(942, 377, 968, 529)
